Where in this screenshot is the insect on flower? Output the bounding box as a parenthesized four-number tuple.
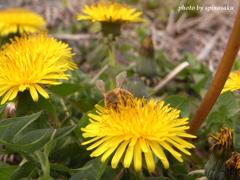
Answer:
(82, 72, 196, 172)
(96, 71, 134, 110)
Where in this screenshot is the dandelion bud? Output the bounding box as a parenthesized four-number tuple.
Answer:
(4, 102, 16, 118)
(136, 35, 160, 77)
(140, 35, 154, 58)
(205, 128, 233, 180)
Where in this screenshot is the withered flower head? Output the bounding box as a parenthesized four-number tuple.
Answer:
(226, 152, 240, 170)
(225, 152, 240, 179)
(208, 128, 233, 155)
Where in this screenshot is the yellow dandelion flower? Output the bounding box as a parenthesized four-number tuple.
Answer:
(77, 1, 143, 23)
(0, 33, 76, 104)
(0, 8, 46, 36)
(81, 98, 196, 172)
(222, 71, 240, 93)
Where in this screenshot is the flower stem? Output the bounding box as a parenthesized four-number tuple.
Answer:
(105, 37, 119, 89)
(107, 40, 117, 67)
(135, 171, 144, 180)
(189, 6, 240, 134)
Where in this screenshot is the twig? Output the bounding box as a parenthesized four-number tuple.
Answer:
(126, 62, 136, 70)
(113, 168, 124, 180)
(151, 26, 158, 50)
(197, 30, 221, 61)
(198, 14, 218, 29)
(90, 65, 109, 84)
(176, 14, 187, 32)
(188, 169, 205, 176)
(52, 34, 93, 40)
(196, 177, 208, 180)
(176, 17, 202, 32)
(152, 61, 189, 94)
(166, 10, 175, 35)
(189, 6, 240, 134)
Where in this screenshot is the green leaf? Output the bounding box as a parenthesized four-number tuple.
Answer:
(12, 129, 53, 153)
(167, 163, 196, 180)
(145, 177, 169, 180)
(182, 53, 211, 95)
(50, 163, 75, 175)
(234, 119, 240, 151)
(49, 83, 84, 97)
(0, 164, 17, 180)
(205, 92, 240, 133)
(54, 125, 77, 141)
(10, 126, 76, 153)
(78, 114, 90, 129)
(165, 95, 190, 117)
(0, 110, 75, 153)
(72, 86, 101, 113)
(51, 142, 90, 170)
(37, 98, 56, 115)
(217, 92, 239, 115)
(0, 105, 5, 114)
(11, 162, 36, 180)
(16, 92, 40, 116)
(0, 112, 42, 142)
(70, 159, 107, 180)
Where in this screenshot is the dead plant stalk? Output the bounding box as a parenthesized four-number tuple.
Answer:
(189, 6, 240, 134)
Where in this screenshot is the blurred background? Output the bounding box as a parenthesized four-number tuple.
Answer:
(0, 0, 239, 72)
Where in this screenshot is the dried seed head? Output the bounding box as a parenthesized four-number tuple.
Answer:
(205, 128, 234, 180)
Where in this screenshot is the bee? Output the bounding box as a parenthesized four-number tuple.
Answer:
(96, 71, 134, 110)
